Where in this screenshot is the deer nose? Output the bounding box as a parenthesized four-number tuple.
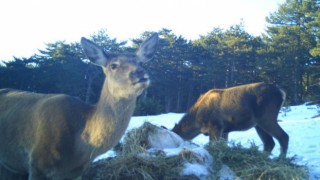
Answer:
(130, 68, 146, 79)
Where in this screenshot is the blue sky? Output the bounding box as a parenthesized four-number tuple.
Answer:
(0, 0, 285, 61)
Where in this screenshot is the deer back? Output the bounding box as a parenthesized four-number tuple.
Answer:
(173, 83, 285, 139)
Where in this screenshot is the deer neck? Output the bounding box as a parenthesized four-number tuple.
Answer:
(81, 80, 136, 153)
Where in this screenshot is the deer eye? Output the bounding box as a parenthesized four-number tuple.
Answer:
(110, 63, 118, 70)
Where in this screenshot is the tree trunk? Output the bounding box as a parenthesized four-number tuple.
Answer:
(165, 96, 171, 113)
(186, 82, 194, 111)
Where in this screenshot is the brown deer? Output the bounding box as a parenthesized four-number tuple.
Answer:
(172, 82, 289, 158)
(0, 33, 159, 179)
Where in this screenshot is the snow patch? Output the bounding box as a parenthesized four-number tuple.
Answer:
(181, 162, 210, 179)
(94, 103, 320, 179)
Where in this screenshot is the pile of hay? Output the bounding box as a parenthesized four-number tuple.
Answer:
(82, 122, 210, 180)
(82, 149, 203, 180)
(82, 122, 309, 180)
(206, 141, 309, 180)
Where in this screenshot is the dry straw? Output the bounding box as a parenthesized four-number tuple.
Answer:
(206, 141, 309, 180)
(83, 122, 201, 180)
(83, 122, 309, 180)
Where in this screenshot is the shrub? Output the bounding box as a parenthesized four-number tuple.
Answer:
(134, 98, 163, 116)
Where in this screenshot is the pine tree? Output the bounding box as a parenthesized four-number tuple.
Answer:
(265, 0, 318, 104)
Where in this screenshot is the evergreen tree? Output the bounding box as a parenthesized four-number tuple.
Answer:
(265, 0, 318, 104)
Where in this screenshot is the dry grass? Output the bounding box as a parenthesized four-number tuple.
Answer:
(206, 141, 309, 180)
(82, 122, 201, 180)
(82, 153, 190, 180)
(121, 122, 159, 155)
(83, 122, 309, 180)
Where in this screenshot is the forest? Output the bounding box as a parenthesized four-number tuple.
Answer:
(1, 0, 320, 115)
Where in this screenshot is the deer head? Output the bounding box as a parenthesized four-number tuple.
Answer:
(0, 33, 159, 180)
(81, 33, 158, 98)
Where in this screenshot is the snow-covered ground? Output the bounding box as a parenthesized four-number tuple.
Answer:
(96, 103, 320, 179)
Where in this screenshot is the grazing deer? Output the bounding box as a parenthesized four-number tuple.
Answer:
(172, 82, 289, 158)
(0, 33, 159, 179)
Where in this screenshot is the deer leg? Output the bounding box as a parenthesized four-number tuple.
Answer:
(29, 165, 48, 180)
(257, 122, 289, 158)
(222, 132, 229, 141)
(255, 126, 275, 153)
(208, 126, 223, 141)
(28, 151, 51, 180)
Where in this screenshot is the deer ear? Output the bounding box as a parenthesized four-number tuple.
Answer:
(81, 37, 108, 66)
(136, 33, 159, 62)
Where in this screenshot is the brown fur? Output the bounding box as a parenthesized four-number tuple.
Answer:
(172, 82, 289, 158)
(0, 33, 159, 179)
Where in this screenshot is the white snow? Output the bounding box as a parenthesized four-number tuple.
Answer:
(181, 162, 210, 179)
(95, 103, 320, 179)
(146, 125, 185, 149)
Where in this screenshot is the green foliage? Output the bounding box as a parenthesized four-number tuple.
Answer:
(1, 0, 320, 111)
(264, 0, 320, 104)
(134, 98, 163, 116)
(0, 30, 124, 103)
(194, 23, 259, 88)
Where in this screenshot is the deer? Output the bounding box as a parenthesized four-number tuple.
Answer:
(0, 33, 159, 179)
(172, 82, 289, 158)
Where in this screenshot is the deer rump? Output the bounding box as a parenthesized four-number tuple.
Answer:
(173, 82, 289, 158)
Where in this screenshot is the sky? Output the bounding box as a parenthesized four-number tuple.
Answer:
(0, 0, 285, 62)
